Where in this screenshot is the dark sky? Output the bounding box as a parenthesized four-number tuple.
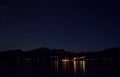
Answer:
(0, 0, 120, 52)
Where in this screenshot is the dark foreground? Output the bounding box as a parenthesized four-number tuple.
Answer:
(0, 60, 119, 77)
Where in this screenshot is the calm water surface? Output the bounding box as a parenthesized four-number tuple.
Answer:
(0, 60, 119, 77)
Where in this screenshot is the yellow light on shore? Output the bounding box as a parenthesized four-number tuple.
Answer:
(62, 58, 70, 62)
(73, 58, 77, 60)
(62, 59, 70, 62)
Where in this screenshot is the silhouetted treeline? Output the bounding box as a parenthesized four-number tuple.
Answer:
(0, 47, 120, 61)
(0, 47, 75, 60)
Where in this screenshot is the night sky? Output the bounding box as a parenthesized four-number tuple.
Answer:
(0, 0, 120, 52)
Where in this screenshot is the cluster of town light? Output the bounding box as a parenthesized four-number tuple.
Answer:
(62, 56, 86, 62)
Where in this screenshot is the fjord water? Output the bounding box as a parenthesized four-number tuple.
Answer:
(0, 60, 119, 77)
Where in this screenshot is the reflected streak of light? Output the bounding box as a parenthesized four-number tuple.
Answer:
(57, 61, 58, 71)
(73, 61, 77, 74)
(83, 61, 86, 73)
(62, 60, 69, 71)
(54, 61, 59, 72)
(80, 61, 86, 74)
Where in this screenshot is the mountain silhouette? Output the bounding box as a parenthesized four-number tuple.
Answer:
(0, 47, 119, 60)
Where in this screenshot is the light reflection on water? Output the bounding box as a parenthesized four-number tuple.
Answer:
(62, 60, 70, 72)
(17, 59, 86, 75)
(0, 60, 119, 77)
(53, 60, 86, 75)
(73, 61, 77, 74)
(80, 61, 86, 75)
(54, 60, 59, 72)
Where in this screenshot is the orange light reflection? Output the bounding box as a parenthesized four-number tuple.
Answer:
(73, 61, 77, 74)
(62, 59, 69, 71)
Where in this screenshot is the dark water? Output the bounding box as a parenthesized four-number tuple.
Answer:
(0, 60, 119, 77)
